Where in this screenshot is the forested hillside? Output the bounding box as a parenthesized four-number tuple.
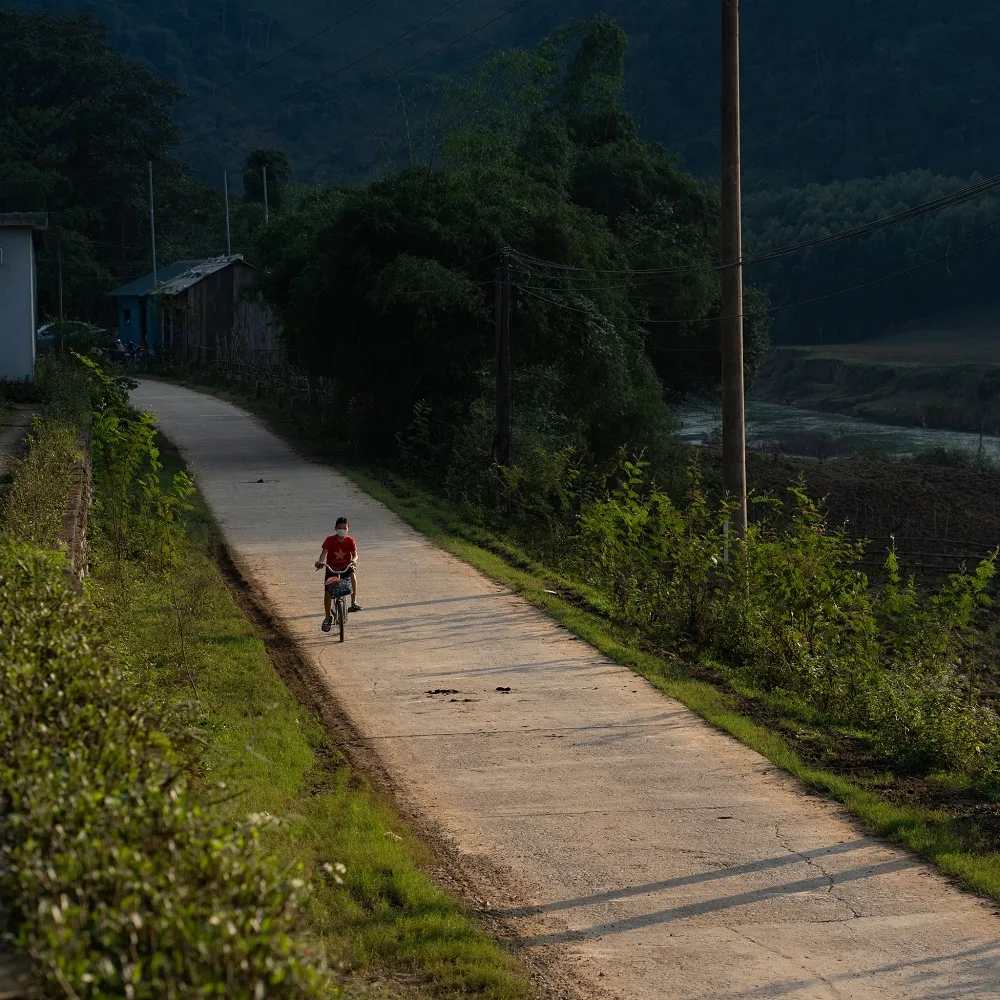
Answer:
(10, 0, 1000, 187)
(6, 0, 1000, 343)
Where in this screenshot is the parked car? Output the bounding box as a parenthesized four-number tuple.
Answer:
(36, 321, 111, 353)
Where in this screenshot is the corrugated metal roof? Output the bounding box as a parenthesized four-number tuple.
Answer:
(157, 254, 251, 295)
(107, 256, 255, 298)
(0, 212, 48, 230)
(108, 260, 203, 298)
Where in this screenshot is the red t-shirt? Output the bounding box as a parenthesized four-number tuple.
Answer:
(322, 534, 357, 572)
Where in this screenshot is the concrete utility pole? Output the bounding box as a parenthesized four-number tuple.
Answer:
(148, 161, 158, 287)
(224, 170, 232, 257)
(720, 0, 748, 534)
(262, 165, 270, 224)
(494, 250, 512, 467)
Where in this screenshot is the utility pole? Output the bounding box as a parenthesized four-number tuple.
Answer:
(494, 249, 512, 466)
(262, 165, 269, 224)
(148, 161, 158, 287)
(56, 228, 64, 323)
(720, 0, 748, 535)
(224, 170, 232, 257)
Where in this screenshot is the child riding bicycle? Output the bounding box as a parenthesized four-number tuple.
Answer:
(315, 516, 363, 632)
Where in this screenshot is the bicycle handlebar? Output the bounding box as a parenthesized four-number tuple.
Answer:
(316, 561, 356, 575)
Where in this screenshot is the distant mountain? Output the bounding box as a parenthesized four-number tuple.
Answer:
(11, 1, 1000, 187)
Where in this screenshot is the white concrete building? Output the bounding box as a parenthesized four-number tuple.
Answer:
(0, 213, 48, 380)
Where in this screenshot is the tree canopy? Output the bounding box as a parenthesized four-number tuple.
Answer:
(252, 18, 771, 477)
(0, 9, 227, 319)
(10, 0, 1000, 342)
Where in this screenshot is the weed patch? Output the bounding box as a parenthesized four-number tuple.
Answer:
(1, 418, 81, 547)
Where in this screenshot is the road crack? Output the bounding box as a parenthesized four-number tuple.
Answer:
(774, 824, 863, 920)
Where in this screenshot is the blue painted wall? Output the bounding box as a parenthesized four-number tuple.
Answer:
(115, 296, 162, 347)
(116, 295, 141, 344)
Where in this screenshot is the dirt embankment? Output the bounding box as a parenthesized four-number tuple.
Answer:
(755, 346, 1000, 433)
(698, 447, 1000, 580)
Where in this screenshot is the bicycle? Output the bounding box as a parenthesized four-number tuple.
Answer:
(317, 562, 354, 642)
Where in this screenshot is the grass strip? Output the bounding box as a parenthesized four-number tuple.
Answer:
(1, 417, 81, 547)
(87, 439, 531, 1000)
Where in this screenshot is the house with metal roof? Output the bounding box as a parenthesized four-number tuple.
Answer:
(0, 213, 48, 379)
(108, 255, 279, 365)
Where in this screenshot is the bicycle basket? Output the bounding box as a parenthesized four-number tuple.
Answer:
(326, 578, 353, 598)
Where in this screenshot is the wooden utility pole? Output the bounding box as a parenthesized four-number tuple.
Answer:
(494, 250, 512, 466)
(224, 171, 232, 257)
(148, 161, 158, 287)
(56, 228, 64, 323)
(721, 0, 748, 534)
(262, 165, 269, 224)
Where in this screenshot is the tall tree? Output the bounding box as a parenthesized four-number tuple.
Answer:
(242, 148, 293, 212)
(0, 9, 223, 319)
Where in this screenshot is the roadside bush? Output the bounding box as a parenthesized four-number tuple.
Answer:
(91, 405, 193, 569)
(0, 538, 331, 998)
(573, 461, 1000, 775)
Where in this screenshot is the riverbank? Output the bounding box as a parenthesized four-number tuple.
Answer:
(755, 345, 1000, 434)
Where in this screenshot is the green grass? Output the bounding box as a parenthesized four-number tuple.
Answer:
(1, 417, 81, 547)
(86, 439, 531, 1000)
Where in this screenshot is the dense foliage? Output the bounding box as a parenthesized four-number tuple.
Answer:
(8, 1, 999, 342)
(572, 462, 1000, 775)
(11, 0, 1000, 189)
(0, 10, 286, 323)
(253, 19, 770, 477)
(747, 171, 1000, 344)
(0, 360, 332, 996)
(0, 9, 227, 321)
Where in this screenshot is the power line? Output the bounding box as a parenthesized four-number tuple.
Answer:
(767, 227, 1000, 315)
(182, 0, 527, 147)
(177, 0, 380, 110)
(842, 216, 1000, 274)
(513, 223, 1000, 326)
(509, 172, 1000, 279)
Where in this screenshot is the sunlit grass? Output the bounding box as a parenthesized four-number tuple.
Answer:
(86, 444, 531, 1000)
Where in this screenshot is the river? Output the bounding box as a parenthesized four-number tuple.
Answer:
(678, 400, 1000, 461)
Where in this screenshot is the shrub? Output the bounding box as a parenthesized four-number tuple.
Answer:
(574, 462, 1000, 775)
(0, 538, 331, 998)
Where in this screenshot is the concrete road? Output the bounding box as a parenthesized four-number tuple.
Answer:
(134, 381, 1000, 1000)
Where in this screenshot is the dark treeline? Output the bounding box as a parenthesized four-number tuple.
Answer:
(6, 2, 999, 356)
(250, 18, 772, 479)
